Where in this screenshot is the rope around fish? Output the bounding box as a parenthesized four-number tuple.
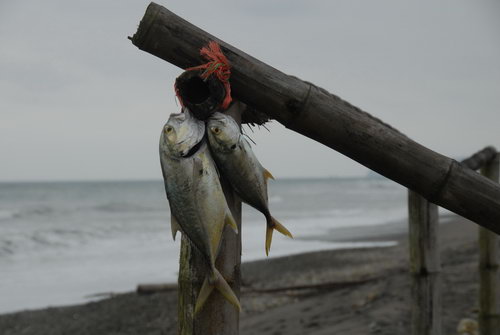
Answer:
(175, 41, 232, 110)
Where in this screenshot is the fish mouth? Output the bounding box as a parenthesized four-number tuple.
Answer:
(181, 138, 205, 158)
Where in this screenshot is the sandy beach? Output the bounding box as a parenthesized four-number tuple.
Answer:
(0, 215, 487, 334)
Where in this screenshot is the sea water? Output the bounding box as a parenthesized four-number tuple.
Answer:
(0, 178, 406, 313)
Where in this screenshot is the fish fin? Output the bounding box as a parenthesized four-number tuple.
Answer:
(225, 212, 238, 234)
(170, 212, 181, 241)
(265, 216, 293, 256)
(265, 226, 273, 257)
(214, 269, 241, 312)
(263, 168, 275, 181)
(194, 277, 215, 315)
(194, 268, 241, 315)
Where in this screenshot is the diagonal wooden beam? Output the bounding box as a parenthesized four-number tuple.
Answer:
(130, 2, 500, 235)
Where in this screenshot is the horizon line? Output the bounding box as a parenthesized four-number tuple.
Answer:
(0, 175, 380, 184)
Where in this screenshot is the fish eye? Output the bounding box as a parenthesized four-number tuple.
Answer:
(211, 127, 221, 134)
(165, 126, 173, 133)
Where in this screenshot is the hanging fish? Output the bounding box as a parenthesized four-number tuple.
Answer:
(159, 108, 240, 314)
(207, 112, 293, 255)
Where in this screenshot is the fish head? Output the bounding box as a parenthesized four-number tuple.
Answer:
(207, 112, 240, 152)
(160, 108, 205, 158)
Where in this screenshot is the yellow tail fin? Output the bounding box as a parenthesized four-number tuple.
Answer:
(265, 226, 273, 257)
(194, 268, 241, 314)
(265, 216, 293, 256)
(194, 278, 214, 315)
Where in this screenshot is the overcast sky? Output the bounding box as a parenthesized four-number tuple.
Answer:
(1, 1, 499, 182)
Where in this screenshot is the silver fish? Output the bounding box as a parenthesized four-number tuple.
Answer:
(207, 112, 293, 256)
(160, 108, 240, 314)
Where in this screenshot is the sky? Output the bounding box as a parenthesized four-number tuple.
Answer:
(1, 0, 499, 182)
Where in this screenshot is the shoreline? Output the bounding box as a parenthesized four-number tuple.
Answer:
(299, 213, 456, 244)
(1, 215, 485, 334)
(0, 215, 409, 316)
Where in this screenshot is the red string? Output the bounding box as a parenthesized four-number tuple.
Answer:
(180, 41, 232, 110)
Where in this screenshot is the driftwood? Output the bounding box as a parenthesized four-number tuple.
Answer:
(131, 3, 500, 235)
(243, 277, 378, 295)
(137, 283, 177, 295)
(136, 277, 376, 296)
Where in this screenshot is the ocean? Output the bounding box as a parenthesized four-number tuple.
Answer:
(0, 178, 408, 314)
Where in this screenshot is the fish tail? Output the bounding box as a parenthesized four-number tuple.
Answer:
(194, 277, 214, 315)
(194, 268, 241, 314)
(213, 268, 241, 311)
(265, 216, 293, 256)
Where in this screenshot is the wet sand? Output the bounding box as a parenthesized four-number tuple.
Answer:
(0, 215, 488, 334)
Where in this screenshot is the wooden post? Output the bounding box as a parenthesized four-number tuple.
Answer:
(130, 3, 500, 234)
(178, 102, 244, 335)
(408, 190, 441, 335)
(478, 153, 500, 335)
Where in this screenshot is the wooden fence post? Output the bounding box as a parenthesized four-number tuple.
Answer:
(408, 190, 441, 335)
(178, 103, 244, 335)
(479, 153, 500, 335)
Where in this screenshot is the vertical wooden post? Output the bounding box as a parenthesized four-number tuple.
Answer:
(408, 190, 441, 335)
(478, 153, 500, 335)
(177, 103, 243, 335)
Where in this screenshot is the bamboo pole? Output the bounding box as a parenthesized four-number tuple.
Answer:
(461, 146, 497, 171)
(478, 153, 500, 335)
(178, 102, 244, 335)
(408, 190, 441, 335)
(130, 3, 500, 234)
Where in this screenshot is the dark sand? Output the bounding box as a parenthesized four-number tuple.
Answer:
(0, 215, 489, 334)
